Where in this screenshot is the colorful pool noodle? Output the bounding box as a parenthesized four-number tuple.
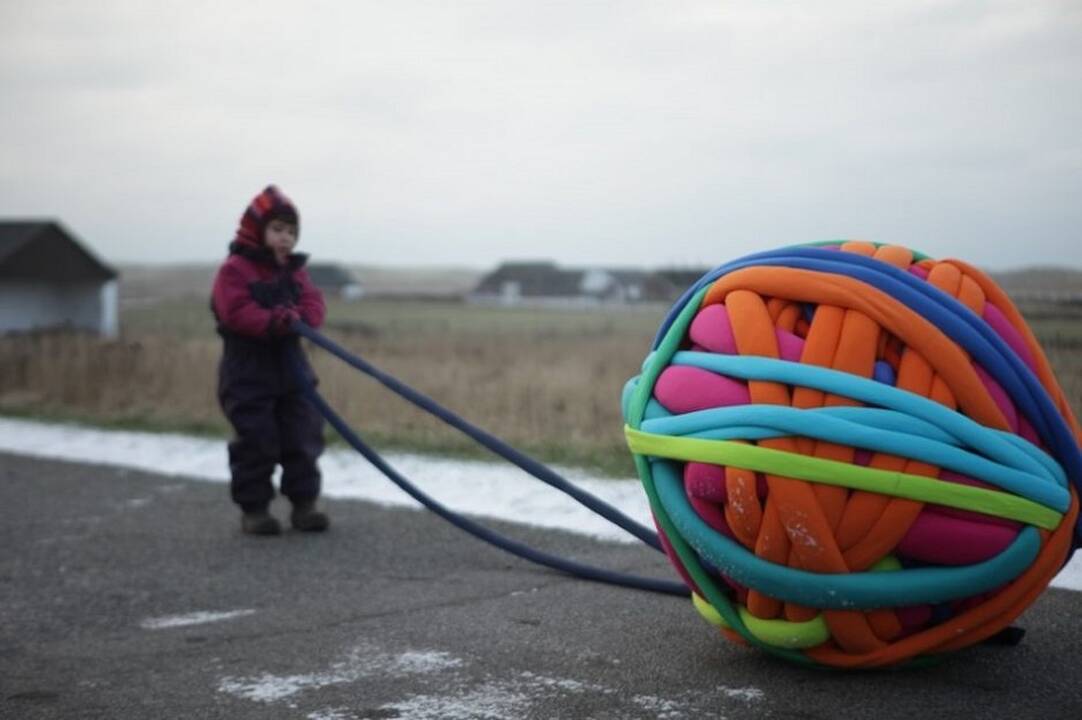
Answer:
(622, 241, 1081, 668)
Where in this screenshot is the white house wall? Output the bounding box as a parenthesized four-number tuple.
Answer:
(0, 280, 116, 336)
(100, 280, 118, 337)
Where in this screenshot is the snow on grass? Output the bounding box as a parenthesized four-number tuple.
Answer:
(2, 416, 1081, 591)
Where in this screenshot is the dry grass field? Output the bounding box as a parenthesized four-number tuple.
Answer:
(1, 291, 1080, 477)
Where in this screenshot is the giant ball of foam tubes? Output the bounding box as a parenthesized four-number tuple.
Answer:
(622, 241, 1081, 668)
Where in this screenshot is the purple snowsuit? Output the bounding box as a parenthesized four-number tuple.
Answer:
(210, 186, 327, 511)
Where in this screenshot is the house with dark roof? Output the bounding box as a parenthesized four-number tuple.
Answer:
(0, 221, 119, 337)
(468, 261, 686, 307)
(306, 263, 364, 301)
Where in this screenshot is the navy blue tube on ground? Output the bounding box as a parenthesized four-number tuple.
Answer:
(286, 341, 689, 598)
(294, 321, 665, 552)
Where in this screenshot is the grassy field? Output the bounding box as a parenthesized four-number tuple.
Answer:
(1, 295, 1080, 477)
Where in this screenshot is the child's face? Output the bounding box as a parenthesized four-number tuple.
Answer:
(264, 219, 298, 264)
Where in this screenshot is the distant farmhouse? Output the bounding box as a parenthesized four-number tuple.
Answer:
(0, 221, 119, 337)
(469, 261, 708, 307)
(307, 263, 364, 301)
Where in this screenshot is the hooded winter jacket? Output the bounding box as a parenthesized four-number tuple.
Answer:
(211, 185, 326, 396)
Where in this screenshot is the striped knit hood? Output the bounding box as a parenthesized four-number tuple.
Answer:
(233, 185, 300, 248)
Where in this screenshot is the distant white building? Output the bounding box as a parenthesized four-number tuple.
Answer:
(468, 261, 690, 307)
(0, 220, 119, 337)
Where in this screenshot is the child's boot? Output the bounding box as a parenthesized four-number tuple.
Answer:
(241, 507, 282, 536)
(290, 499, 329, 532)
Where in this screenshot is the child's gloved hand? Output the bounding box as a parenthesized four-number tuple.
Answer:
(269, 306, 301, 336)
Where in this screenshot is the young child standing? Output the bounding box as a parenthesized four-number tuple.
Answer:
(211, 185, 330, 535)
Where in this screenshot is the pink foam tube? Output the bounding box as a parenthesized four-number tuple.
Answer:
(654, 366, 751, 414)
(684, 462, 728, 502)
(1018, 415, 1041, 446)
(689, 304, 738, 353)
(973, 361, 1018, 433)
(982, 302, 1038, 374)
(657, 306, 805, 415)
(684, 461, 768, 501)
(688, 494, 736, 539)
(689, 303, 805, 362)
(897, 511, 1019, 565)
(908, 264, 930, 280)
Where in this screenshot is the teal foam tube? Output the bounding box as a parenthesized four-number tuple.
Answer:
(670, 352, 1065, 488)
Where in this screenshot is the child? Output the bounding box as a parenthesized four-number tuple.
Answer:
(211, 185, 330, 535)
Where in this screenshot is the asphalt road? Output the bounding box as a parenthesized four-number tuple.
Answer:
(2, 452, 1080, 719)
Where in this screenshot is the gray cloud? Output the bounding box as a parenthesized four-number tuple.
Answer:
(1, 0, 1079, 269)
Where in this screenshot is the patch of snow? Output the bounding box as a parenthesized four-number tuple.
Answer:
(223, 640, 727, 717)
(720, 685, 764, 702)
(221, 671, 329, 704)
(379, 671, 612, 720)
(518, 671, 606, 694)
(307, 710, 354, 720)
(141, 609, 256, 630)
(632, 694, 688, 719)
(380, 683, 530, 720)
(392, 650, 463, 674)
(219, 645, 462, 704)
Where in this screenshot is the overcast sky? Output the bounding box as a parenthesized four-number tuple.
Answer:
(2, 1, 1080, 270)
